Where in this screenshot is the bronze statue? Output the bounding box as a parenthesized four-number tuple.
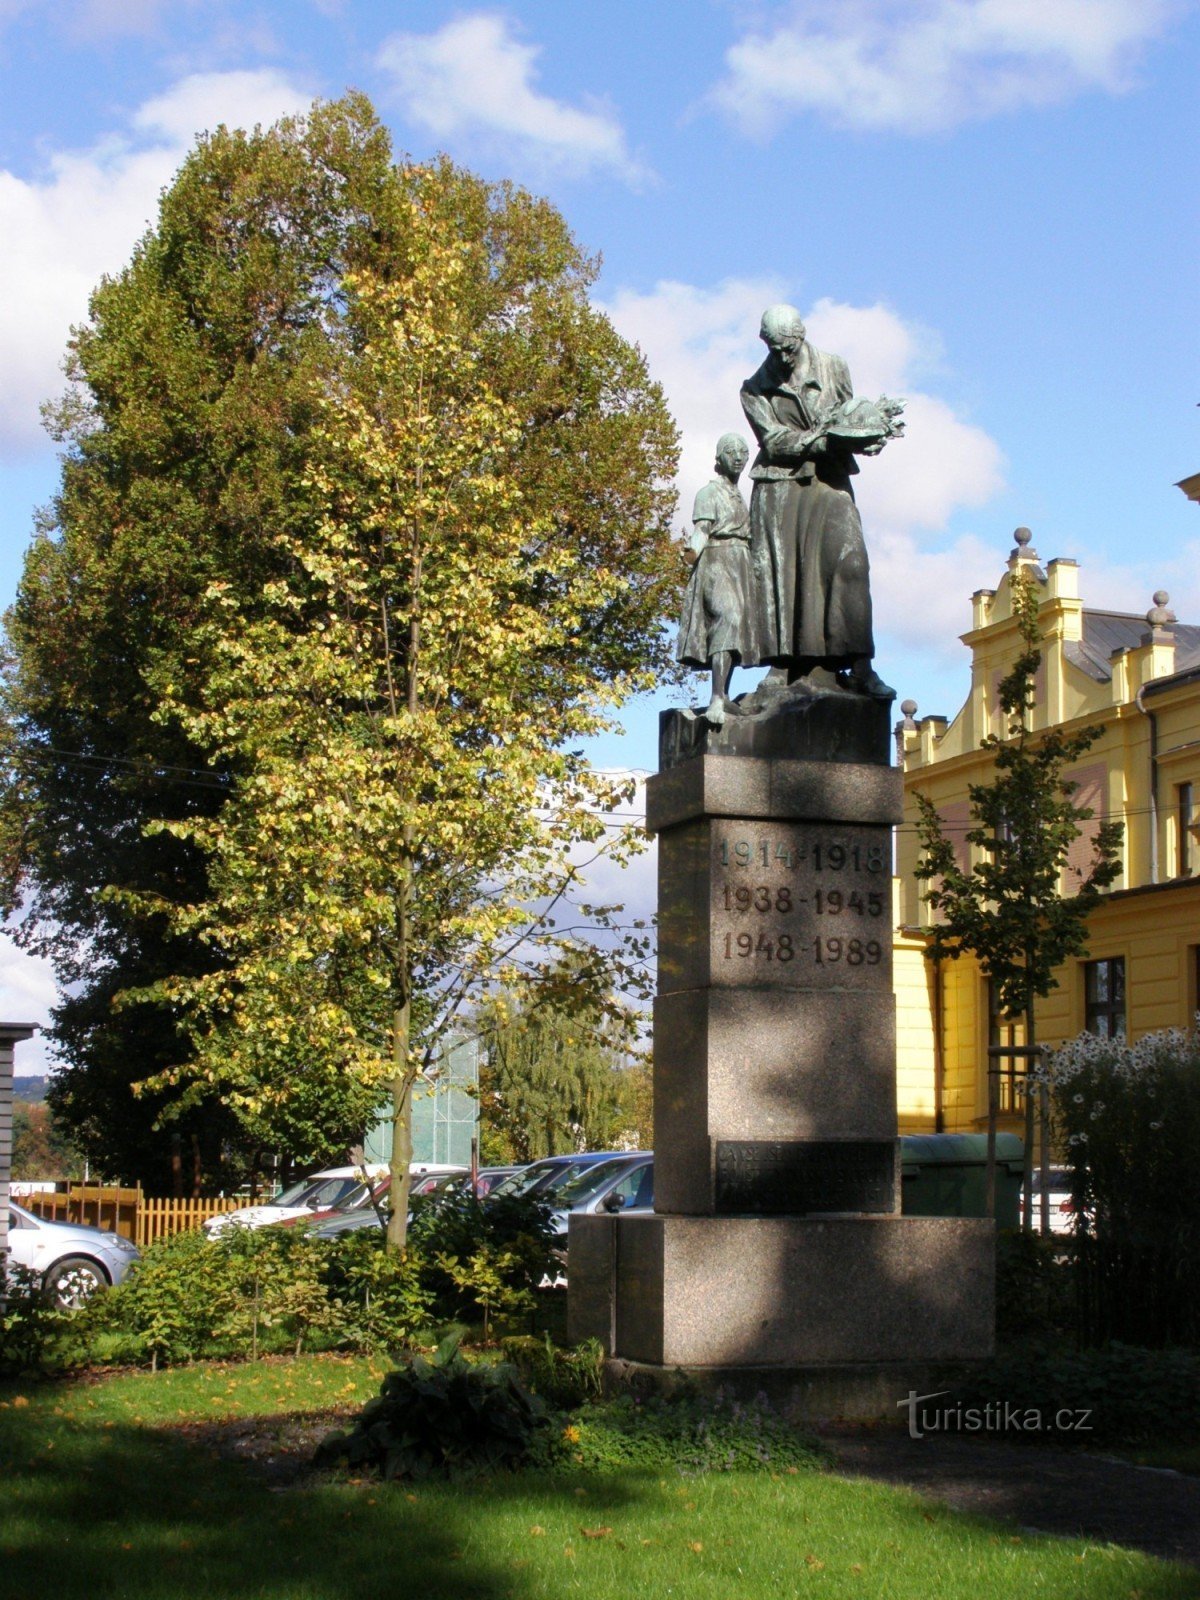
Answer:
(676, 433, 754, 725)
(740, 304, 903, 701)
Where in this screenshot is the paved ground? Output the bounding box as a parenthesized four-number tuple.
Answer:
(824, 1429, 1200, 1570)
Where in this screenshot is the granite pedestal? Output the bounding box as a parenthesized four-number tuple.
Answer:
(568, 694, 994, 1411)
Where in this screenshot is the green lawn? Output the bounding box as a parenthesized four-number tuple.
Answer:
(1, 1355, 1194, 1600)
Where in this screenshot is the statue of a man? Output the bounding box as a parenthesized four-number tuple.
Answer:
(740, 305, 901, 701)
(676, 432, 755, 726)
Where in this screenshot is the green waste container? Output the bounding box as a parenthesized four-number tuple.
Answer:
(900, 1133, 1025, 1229)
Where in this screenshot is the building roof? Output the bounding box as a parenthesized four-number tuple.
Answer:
(1064, 608, 1200, 684)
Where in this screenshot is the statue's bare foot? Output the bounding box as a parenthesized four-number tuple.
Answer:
(842, 663, 896, 701)
(704, 696, 727, 726)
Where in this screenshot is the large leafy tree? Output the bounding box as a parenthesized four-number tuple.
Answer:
(1, 95, 678, 1205)
(477, 980, 651, 1163)
(914, 570, 1123, 1220)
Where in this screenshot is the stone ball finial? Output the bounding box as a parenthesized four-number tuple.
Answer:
(1147, 590, 1176, 628)
(1013, 526, 1033, 548)
(899, 698, 918, 730)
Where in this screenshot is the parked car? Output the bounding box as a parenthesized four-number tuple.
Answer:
(203, 1165, 389, 1236)
(550, 1153, 653, 1239)
(4, 1200, 140, 1308)
(487, 1152, 627, 1203)
(1020, 1166, 1076, 1233)
(468, 1166, 524, 1197)
(308, 1172, 463, 1239)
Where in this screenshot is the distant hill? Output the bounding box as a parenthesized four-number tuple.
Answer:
(12, 1075, 49, 1102)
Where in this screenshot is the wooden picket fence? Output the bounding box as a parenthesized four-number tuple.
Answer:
(137, 1194, 242, 1248)
(22, 1184, 243, 1248)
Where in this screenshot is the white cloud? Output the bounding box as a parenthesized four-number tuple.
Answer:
(714, 0, 1177, 135)
(0, 68, 310, 459)
(132, 68, 307, 144)
(0, 936, 56, 1074)
(0, 0, 170, 40)
(1069, 539, 1200, 624)
(377, 13, 649, 183)
(67, 0, 166, 40)
(599, 277, 1006, 664)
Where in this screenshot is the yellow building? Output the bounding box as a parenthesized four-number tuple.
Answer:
(894, 528, 1200, 1135)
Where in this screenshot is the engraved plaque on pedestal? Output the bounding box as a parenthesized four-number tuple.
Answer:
(707, 819, 891, 991)
(714, 1139, 898, 1215)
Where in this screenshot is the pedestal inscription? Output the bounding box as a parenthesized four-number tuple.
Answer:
(714, 1139, 897, 1215)
(709, 819, 889, 990)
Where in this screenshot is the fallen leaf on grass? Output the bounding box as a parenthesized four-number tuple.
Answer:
(805, 1554, 825, 1571)
(563, 1545, 576, 1560)
(687, 1541, 703, 1554)
(849, 1564, 863, 1576)
(12, 1396, 29, 1410)
(529, 1526, 545, 1537)
(581, 1527, 612, 1540)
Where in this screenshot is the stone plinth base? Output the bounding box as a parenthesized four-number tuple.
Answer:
(568, 1212, 994, 1370)
(603, 1358, 988, 1425)
(660, 687, 891, 770)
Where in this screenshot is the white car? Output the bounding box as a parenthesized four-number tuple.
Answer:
(202, 1162, 464, 1236)
(1020, 1166, 1077, 1233)
(4, 1200, 140, 1308)
(203, 1164, 390, 1236)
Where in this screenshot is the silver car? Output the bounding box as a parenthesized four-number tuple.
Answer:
(550, 1153, 654, 1239)
(4, 1200, 140, 1308)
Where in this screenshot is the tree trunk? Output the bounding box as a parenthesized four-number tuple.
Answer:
(1021, 995, 1037, 1235)
(386, 1000, 415, 1255)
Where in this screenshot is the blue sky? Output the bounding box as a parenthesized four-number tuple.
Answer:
(1, 0, 1198, 1058)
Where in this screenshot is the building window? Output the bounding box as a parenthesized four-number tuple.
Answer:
(1084, 957, 1126, 1039)
(1178, 783, 1194, 877)
(987, 979, 1025, 1114)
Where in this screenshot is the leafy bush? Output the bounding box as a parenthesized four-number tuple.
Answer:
(409, 1191, 556, 1332)
(995, 1230, 1075, 1345)
(502, 1333, 606, 1408)
(315, 1329, 550, 1479)
(2, 1191, 558, 1375)
(104, 1227, 228, 1368)
(214, 1226, 349, 1359)
(323, 1231, 433, 1354)
(0, 1262, 74, 1375)
(1049, 1027, 1200, 1345)
(950, 1343, 1200, 1445)
(541, 1388, 824, 1476)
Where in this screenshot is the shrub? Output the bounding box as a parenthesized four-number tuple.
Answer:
(2, 1192, 558, 1375)
(1049, 1027, 1200, 1345)
(409, 1191, 556, 1332)
(215, 1226, 348, 1359)
(323, 1231, 434, 1354)
(949, 1343, 1200, 1445)
(544, 1388, 824, 1475)
(103, 1227, 222, 1368)
(502, 1333, 606, 1408)
(0, 1263, 74, 1375)
(315, 1329, 550, 1479)
(995, 1230, 1075, 1345)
